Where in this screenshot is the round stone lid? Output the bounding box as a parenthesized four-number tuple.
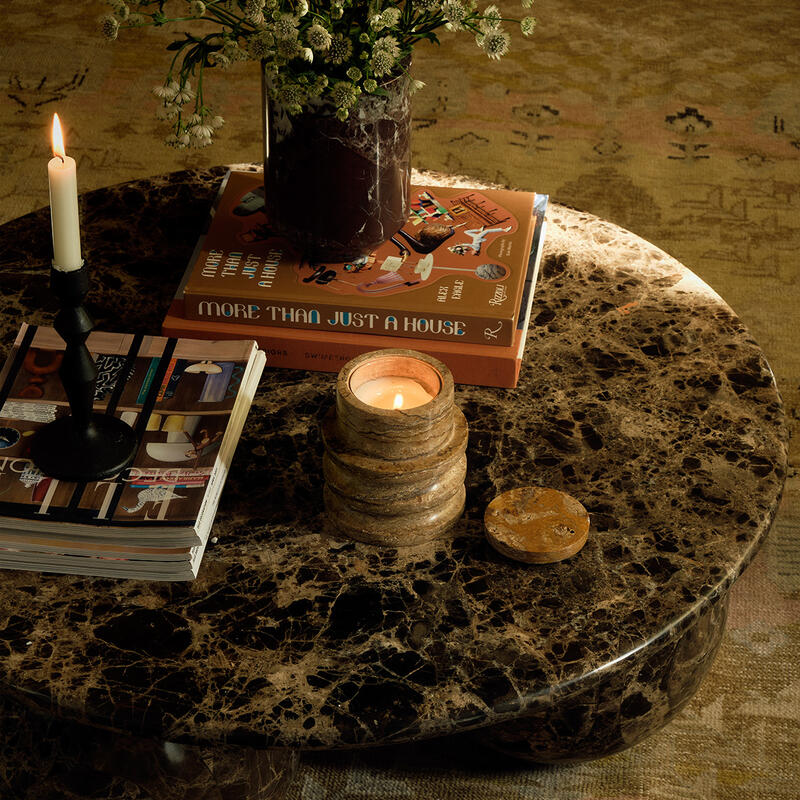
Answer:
(484, 487, 590, 563)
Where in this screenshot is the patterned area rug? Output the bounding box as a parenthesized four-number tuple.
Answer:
(1, 1, 798, 798)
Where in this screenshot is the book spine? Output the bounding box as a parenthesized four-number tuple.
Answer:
(162, 316, 520, 388)
(181, 292, 515, 347)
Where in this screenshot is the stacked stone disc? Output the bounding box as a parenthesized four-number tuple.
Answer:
(322, 350, 468, 546)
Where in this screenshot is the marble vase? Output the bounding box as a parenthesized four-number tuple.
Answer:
(262, 67, 411, 261)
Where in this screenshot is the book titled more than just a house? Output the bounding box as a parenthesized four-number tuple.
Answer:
(166, 171, 548, 388)
(182, 171, 542, 348)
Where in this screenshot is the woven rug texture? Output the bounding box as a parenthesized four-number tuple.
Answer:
(1, 1, 798, 798)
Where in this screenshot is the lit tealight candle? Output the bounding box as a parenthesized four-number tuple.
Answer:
(325, 349, 466, 546)
(47, 113, 83, 271)
(353, 375, 434, 410)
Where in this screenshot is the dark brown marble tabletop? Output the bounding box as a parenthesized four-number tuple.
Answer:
(0, 168, 788, 763)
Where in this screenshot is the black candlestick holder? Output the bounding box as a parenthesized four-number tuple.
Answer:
(29, 264, 138, 482)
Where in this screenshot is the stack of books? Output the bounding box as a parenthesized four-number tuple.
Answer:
(163, 171, 548, 388)
(0, 324, 265, 580)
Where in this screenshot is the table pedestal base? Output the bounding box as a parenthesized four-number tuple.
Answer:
(0, 696, 298, 799)
(479, 593, 728, 762)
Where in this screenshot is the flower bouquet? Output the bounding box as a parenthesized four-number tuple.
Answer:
(103, 0, 537, 257)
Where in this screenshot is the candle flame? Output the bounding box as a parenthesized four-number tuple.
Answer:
(52, 113, 66, 161)
(392, 392, 404, 410)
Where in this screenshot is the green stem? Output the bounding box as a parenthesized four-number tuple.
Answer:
(120, 14, 203, 27)
(197, 61, 205, 110)
(205, 5, 254, 32)
(166, 39, 191, 78)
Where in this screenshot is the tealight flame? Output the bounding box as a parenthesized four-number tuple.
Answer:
(392, 392, 404, 410)
(52, 113, 66, 161)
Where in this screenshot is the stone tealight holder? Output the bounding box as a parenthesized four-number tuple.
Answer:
(322, 349, 468, 546)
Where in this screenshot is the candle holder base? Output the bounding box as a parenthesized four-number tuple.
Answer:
(30, 413, 137, 483)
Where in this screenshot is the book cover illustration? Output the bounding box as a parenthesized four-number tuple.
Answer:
(292, 189, 515, 302)
(182, 171, 539, 346)
(0, 325, 257, 534)
(165, 191, 549, 388)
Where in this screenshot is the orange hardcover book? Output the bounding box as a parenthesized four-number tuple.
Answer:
(182, 171, 540, 347)
(163, 192, 548, 388)
(165, 298, 525, 387)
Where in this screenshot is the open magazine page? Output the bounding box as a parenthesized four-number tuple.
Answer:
(0, 325, 259, 539)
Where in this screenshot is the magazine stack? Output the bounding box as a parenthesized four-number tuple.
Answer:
(0, 324, 265, 580)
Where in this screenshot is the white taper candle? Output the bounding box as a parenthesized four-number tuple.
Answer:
(47, 113, 83, 271)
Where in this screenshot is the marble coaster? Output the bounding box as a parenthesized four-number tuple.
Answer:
(484, 487, 590, 564)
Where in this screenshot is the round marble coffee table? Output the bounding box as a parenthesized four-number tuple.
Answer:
(0, 168, 787, 796)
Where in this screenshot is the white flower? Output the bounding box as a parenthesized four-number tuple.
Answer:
(247, 31, 275, 59)
(296, 0, 309, 16)
(108, 0, 129, 20)
(410, 78, 426, 94)
(99, 13, 120, 40)
(155, 104, 179, 120)
(479, 4, 502, 31)
(210, 115, 225, 129)
(369, 13, 386, 31)
(152, 83, 177, 100)
(414, 0, 441, 9)
(370, 49, 396, 77)
(373, 35, 400, 58)
(223, 39, 248, 62)
(272, 12, 299, 41)
(521, 0, 534, 8)
(173, 81, 195, 104)
(520, 15, 537, 36)
(330, 80, 358, 108)
(277, 82, 307, 109)
(306, 23, 332, 52)
(189, 1, 206, 15)
(178, 132, 192, 146)
(442, 0, 469, 31)
(381, 7, 402, 27)
(208, 51, 231, 68)
(326, 33, 353, 64)
(190, 123, 215, 139)
(478, 28, 510, 59)
(245, 0, 266, 24)
(276, 38, 301, 58)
